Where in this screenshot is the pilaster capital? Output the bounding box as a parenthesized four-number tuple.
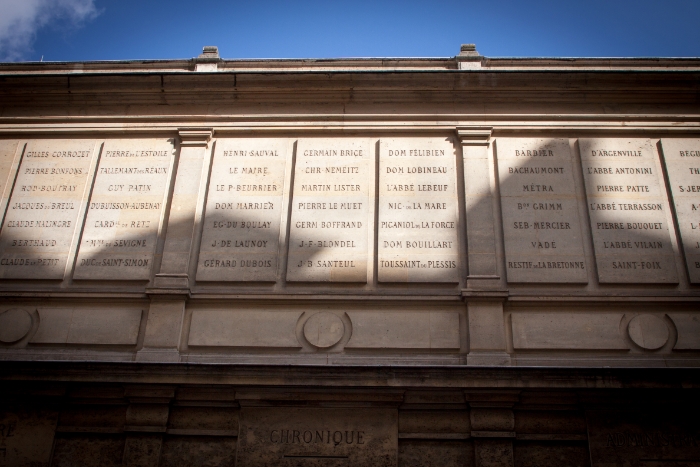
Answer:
(456, 126, 493, 146)
(178, 128, 213, 147)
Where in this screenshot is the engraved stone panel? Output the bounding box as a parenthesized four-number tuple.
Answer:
(0, 139, 97, 279)
(0, 407, 59, 467)
(197, 138, 289, 281)
(660, 139, 700, 283)
(0, 140, 20, 220)
(587, 410, 700, 467)
(378, 137, 459, 282)
(287, 139, 371, 282)
(74, 139, 174, 280)
(236, 407, 397, 467)
(580, 139, 678, 283)
(496, 138, 587, 283)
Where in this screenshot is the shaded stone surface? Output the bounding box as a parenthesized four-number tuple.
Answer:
(236, 407, 397, 467)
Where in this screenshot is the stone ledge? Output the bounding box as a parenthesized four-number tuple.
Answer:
(2, 362, 699, 389)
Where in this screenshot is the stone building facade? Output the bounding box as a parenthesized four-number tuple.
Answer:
(0, 45, 699, 466)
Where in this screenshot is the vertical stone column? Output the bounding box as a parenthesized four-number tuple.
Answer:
(457, 126, 500, 289)
(123, 386, 174, 467)
(466, 391, 519, 467)
(140, 129, 212, 362)
(458, 127, 510, 366)
(154, 128, 213, 290)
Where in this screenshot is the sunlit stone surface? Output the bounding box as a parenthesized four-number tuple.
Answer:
(197, 138, 289, 281)
(378, 137, 460, 282)
(0, 139, 97, 279)
(287, 138, 372, 282)
(74, 138, 174, 280)
(0, 49, 699, 467)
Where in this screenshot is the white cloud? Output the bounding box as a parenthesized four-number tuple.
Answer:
(0, 0, 99, 61)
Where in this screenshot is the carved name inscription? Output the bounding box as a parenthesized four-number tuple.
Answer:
(378, 137, 459, 282)
(580, 139, 678, 283)
(0, 140, 97, 279)
(236, 407, 397, 467)
(661, 139, 700, 283)
(74, 139, 173, 280)
(0, 141, 20, 223)
(497, 138, 587, 283)
(197, 139, 289, 281)
(287, 139, 371, 282)
(588, 410, 700, 467)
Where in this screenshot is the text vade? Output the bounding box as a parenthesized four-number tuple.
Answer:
(580, 139, 678, 283)
(0, 136, 694, 285)
(497, 138, 588, 283)
(378, 137, 460, 282)
(660, 139, 700, 284)
(74, 139, 174, 280)
(0, 139, 98, 279)
(197, 138, 289, 281)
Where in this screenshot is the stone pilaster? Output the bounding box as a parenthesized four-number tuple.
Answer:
(140, 129, 212, 362)
(457, 126, 501, 289)
(153, 128, 213, 291)
(123, 386, 174, 467)
(466, 391, 519, 467)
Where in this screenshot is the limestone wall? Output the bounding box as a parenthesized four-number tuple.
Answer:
(0, 132, 698, 367)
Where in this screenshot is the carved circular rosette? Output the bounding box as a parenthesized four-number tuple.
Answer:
(627, 314, 669, 350)
(0, 308, 34, 343)
(303, 312, 346, 349)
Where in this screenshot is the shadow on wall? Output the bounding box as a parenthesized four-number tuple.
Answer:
(0, 136, 685, 288)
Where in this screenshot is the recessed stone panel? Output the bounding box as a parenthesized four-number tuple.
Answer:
(197, 138, 289, 281)
(660, 139, 700, 283)
(287, 139, 371, 282)
(346, 311, 460, 349)
(30, 307, 142, 345)
(511, 312, 628, 350)
(74, 139, 174, 280)
(579, 139, 678, 283)
(0, 139, 97, 279)
(236, 407, 397, 467)
(188, 309, 302, 348)
(378, 137, 460, 282)
(496, 138, 587, 283)
(668, 313, 700, 350)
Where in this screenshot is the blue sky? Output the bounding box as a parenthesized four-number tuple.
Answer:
(1, 0, 699, 62)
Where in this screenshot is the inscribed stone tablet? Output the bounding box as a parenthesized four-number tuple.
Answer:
(287, 139, 371, 282)
(587, 410, 700, 467)
(660, 139, 700, 283)
(236, 407, 397, 467)
(0, 140, 97, 279)
(0, 140, 19, 208)
(74, 139, 174, 280)
(378, 137, 459, 282)
(580, 139, 678, 283)
(197, 138, 289, 281)
(496, 138, 587, 283)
